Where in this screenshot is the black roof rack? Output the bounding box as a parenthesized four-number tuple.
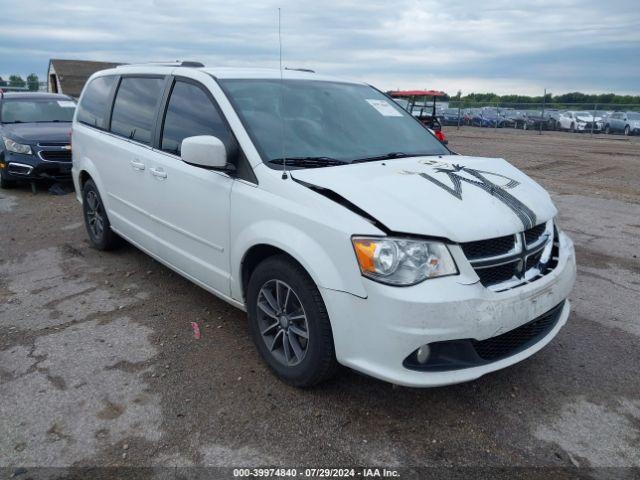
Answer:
(179, 61, 205, 67)
(117, 61, 204, 68)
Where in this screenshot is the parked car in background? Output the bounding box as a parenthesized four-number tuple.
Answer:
(557, 111, 602, 132)
(0, 92, 75, 188)
(462, 108, 481, 126)
(474, 110, 513, 128)
(72, 63, 575, 388)
(595, 111, 612, 129)
(502, 110, 527, 129)
(522, 111, 551, 131)
(543, 110, 561, 131)
(440, 108, 461, 126)
(604, 111, 640, 135)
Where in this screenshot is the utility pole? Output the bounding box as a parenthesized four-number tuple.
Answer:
(457, 90, 462, 130)
(540, 88, 546, 135)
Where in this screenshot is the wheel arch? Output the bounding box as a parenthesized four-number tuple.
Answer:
(79, 169, 92, 189)
(241, 244, 303, 301)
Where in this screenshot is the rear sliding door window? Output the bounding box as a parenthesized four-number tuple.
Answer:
(110, 77, 165, 145)
(161, 80, 234, 156)
(76, 76, 117, 129)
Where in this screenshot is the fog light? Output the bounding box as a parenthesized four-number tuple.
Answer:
(416, 345, 431, 364)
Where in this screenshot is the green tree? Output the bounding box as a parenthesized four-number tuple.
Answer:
(27, 73, 39, 91)
(9, 75, 26, 88)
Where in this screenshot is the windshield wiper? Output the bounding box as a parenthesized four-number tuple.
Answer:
(352, 152, 440, 163)
(268, 156, 348, 168)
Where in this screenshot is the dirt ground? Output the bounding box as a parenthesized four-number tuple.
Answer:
(1, 127, 639, 478)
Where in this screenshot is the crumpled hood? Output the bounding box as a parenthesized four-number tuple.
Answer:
(1, 122, 72, 144)
(292, 155, 557, 242)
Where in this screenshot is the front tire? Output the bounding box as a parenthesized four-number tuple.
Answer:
(82, 179, 120, 250)
(624, 125, 630, 136)
(604, 124, 611, 134)
(0, 171, 16, 189)
(247, 255, 338, 387)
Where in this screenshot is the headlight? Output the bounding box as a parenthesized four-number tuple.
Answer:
(3, 138, 32, 155)
(352, 237, 458, 286)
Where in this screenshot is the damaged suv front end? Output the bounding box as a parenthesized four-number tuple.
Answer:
(220, 73, 577, 386)
(287, 155, 576, 387)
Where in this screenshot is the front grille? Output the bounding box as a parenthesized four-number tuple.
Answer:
(526, 250, 544, 270)
(460, 234, 515, 260)
(476, 262, 518, 285)
(472, 302, 564, 361)
(524, 223, 546, 245)
(461, 222, 556, 290)
(39, 150, 72, 162)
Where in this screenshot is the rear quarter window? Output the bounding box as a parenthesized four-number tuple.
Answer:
(76, 76, 117, 129)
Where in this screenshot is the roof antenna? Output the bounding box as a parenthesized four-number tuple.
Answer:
(278, 7, 288, 180)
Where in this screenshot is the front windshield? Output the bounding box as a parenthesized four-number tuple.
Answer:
(0, 99, 76, 124)
(574, 111, 592, 117)
(218, 79, 449, 165)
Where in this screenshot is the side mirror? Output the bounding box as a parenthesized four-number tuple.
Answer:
(181, 135, 228, 170)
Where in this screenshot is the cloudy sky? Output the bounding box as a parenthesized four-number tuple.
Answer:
(1, 0, 638, 95)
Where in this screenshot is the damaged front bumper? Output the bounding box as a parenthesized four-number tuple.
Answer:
(322, 232, 576, 387)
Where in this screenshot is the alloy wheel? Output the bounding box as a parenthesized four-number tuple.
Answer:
(256, 279, 309, 366)
(85, 190, 105, 239)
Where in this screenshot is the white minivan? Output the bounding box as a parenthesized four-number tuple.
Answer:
(72, 62, 576, 388)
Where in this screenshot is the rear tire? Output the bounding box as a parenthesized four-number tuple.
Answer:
(82, 179, 120, 251)
(624, 125, 630, 136)
(570, 123, 575, 133)
(247, 255, 338, 387)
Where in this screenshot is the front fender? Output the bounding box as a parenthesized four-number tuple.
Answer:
(230, 219, 368, 302)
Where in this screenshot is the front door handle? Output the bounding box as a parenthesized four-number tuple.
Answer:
(130, 159, 145, 171)
(150, 167, 167, 179)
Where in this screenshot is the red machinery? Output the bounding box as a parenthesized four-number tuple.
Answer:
(389, 90, 447, 144)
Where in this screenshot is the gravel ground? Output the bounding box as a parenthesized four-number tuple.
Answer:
(0, 127, 638, 478)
